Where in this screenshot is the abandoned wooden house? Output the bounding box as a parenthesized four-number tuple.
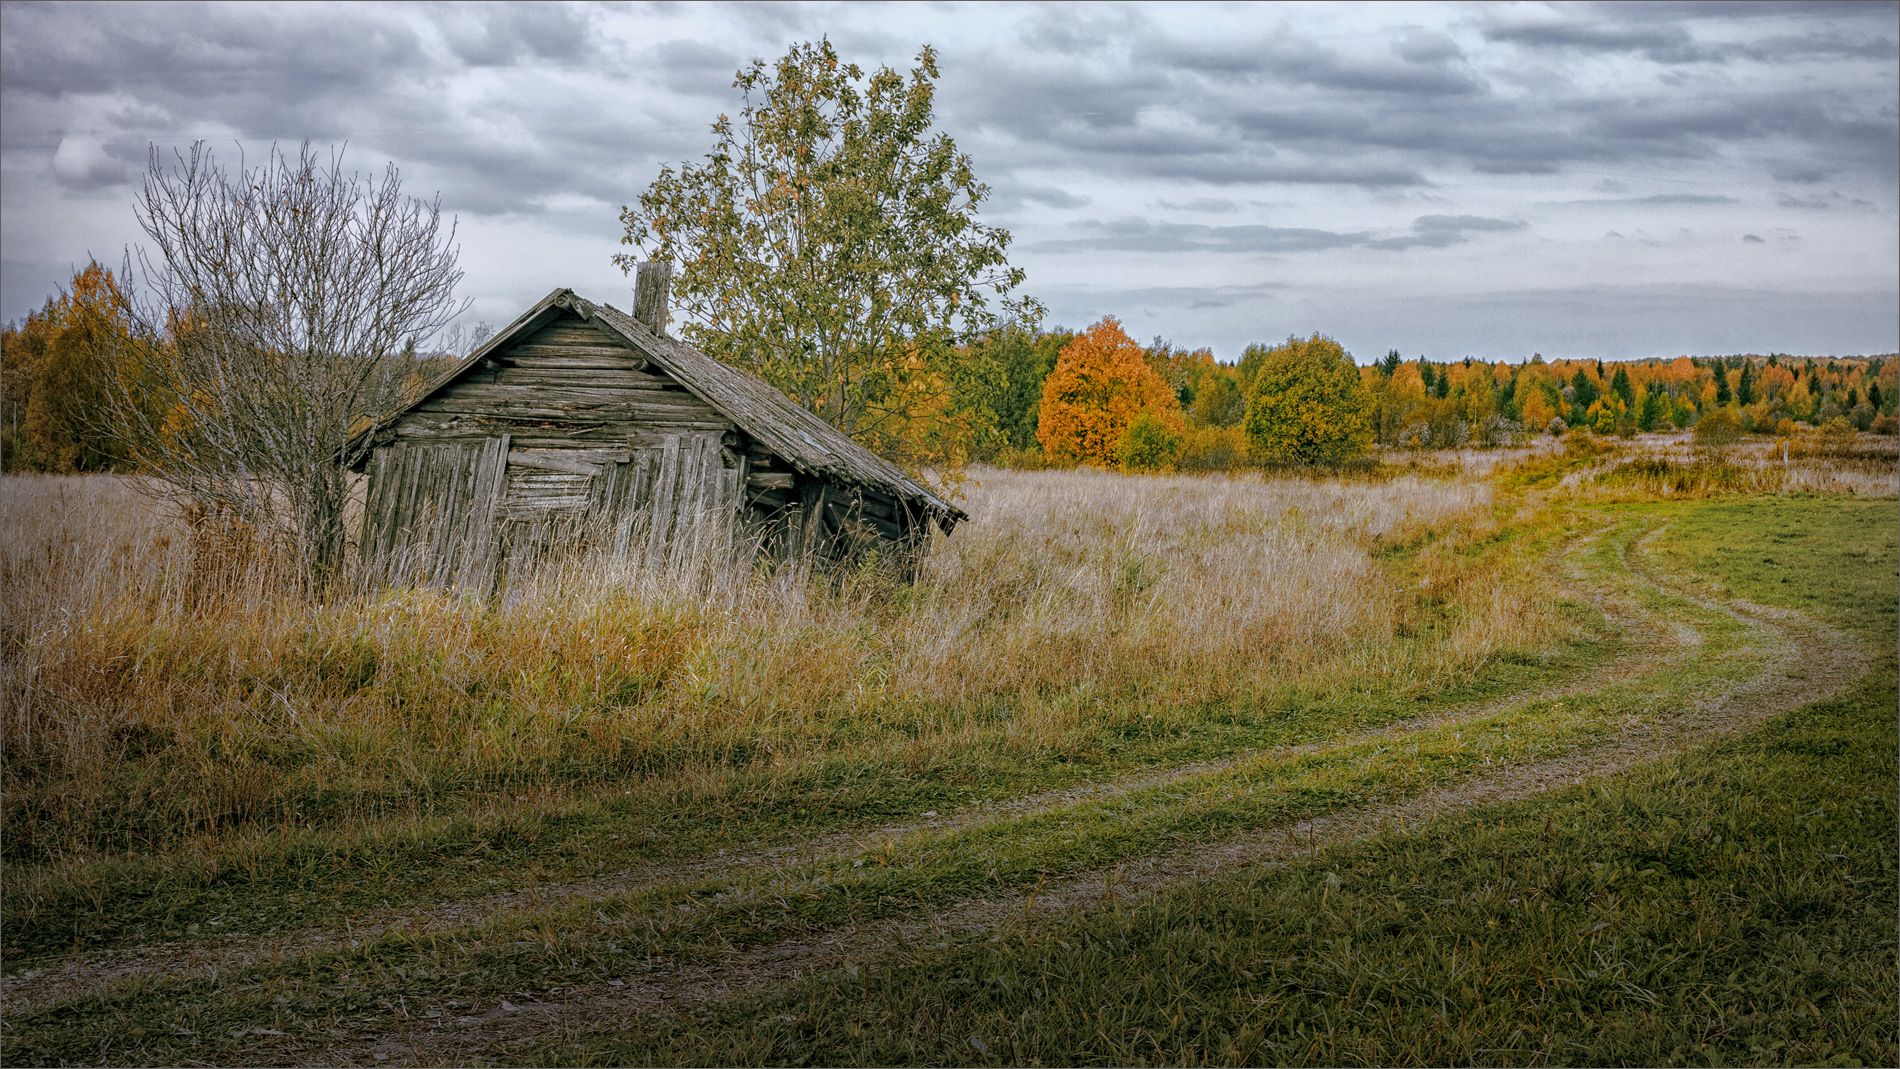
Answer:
(350, 266, 965, 590)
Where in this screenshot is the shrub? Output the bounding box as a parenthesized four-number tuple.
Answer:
(1693, 408, 1744, 450)
(1241, 333, 1372, 467)
(1117, 412, 1182, 472)
(1817, 416, 1859, 457)
(1176, 425, 1251, 473)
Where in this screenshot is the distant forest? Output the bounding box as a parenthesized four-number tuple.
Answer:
(4, 261, 1895, 476)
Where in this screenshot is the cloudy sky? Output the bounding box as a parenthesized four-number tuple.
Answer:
(3, 0, 1895, 361)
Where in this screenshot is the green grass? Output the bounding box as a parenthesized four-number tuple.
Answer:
(519, 496, 1897, 1067)
(0, 500, 1829, 1067)
(4, 533, 1618, 963)
(3, 493, 1890, 1068)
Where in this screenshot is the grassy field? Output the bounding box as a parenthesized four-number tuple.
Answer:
(1, 434, 1893, 1065)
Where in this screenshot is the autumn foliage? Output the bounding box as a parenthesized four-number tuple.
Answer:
(0, 262, 138, 472)
(1036, 317, 1183, 466)
(1242, 333, 1373, 467)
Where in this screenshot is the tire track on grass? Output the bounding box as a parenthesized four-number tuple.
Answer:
(1, 525, 1666, 1016)
(341, 520, 1864, 1068)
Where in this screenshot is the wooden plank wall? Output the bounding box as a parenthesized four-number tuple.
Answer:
(361, 312, 751, 589)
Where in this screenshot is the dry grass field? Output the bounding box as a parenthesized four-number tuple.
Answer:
(1, 431, 1894, 1066)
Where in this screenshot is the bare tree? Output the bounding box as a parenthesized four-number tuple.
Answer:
(108, 141, 465, 590)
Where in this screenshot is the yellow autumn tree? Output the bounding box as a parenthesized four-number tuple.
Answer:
(13, 262, 138, 472)
(1036, 317, 1182, 465)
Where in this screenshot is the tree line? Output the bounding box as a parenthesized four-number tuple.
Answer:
(926, 323, 1899, 474)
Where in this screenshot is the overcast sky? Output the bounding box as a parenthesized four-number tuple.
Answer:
(3, 0, 1895, 361)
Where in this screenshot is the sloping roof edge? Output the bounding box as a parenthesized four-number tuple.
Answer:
(350, 288, 966, 526)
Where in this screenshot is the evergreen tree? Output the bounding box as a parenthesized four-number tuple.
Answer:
(1379, 349, 1402, 377)
(1638, 386, 1667, 431)
(1570, 368, 1599, 409)
(1737, 360, 1757, 406)
(1610, 365, 1635, 406)
(1714, 363, 1732, 405)
(1870, 382, 1885, 413)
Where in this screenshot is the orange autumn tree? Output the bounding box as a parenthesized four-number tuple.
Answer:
(1036, 316, 1183, 465)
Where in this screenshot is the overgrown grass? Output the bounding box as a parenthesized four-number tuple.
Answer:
(0, 497, 1811, 1066)
(2, 447, 1891, 1067)
(521, 497, 1898, 1067)
(3, 466, 1591, 960)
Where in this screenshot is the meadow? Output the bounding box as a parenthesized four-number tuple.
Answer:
(1, 431, 1894, 1066)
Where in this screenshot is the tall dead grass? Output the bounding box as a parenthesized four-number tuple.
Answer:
(1, 467, 1544, 865)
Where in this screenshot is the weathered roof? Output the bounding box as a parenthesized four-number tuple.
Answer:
(356, 287, 965, 526)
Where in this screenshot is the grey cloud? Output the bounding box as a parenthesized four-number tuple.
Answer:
(1152, 197, 1240, 214)
(1392, 30, 1464, 66)
(1019, 4, 1147, 56)
(1632, 193, 1735, 205)
(1036, 217, 1366, 255)
(49, 134, 143, 189)
(1485, 19, 1712, 64)
(948, 5, 1893, 194)
(998, 183, 1091, 211)
(1150, 32, 1486, 97)
(1743, 233, 1767, 243)
(1045, 281, 1277, 309)
(1370, 214, 1527, 249)
(1775, 191, 1878, 211)
(1771, 163, 1836, 184)
(438, 3, 600, 67)
(650, 39, 747, 95)
(0, 2, 680, 219)
(1563, 192, 1737, 206)
(1485, 7, 1896, 65)
(1035, 213, 1524, 255)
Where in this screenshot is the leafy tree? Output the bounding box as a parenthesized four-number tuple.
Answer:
(1188, 370, 1245, 428)
(1036, 317, 1182, 466)
(0, 263, 140, 472)
(1518, 387, 1558, 434)
(1117, 411, 1182, 472)
(1241, 333, 1372, 467)
(1236, 342, 1272, 395)
(616, 39, 1038, 477)
(962, 324, 1066, 458)
(1, 301, 57, 469)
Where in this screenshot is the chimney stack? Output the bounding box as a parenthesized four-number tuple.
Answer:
(633, 260, 672, 333)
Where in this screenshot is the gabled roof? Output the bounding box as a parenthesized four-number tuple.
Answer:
(356, 288, 965, 527)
